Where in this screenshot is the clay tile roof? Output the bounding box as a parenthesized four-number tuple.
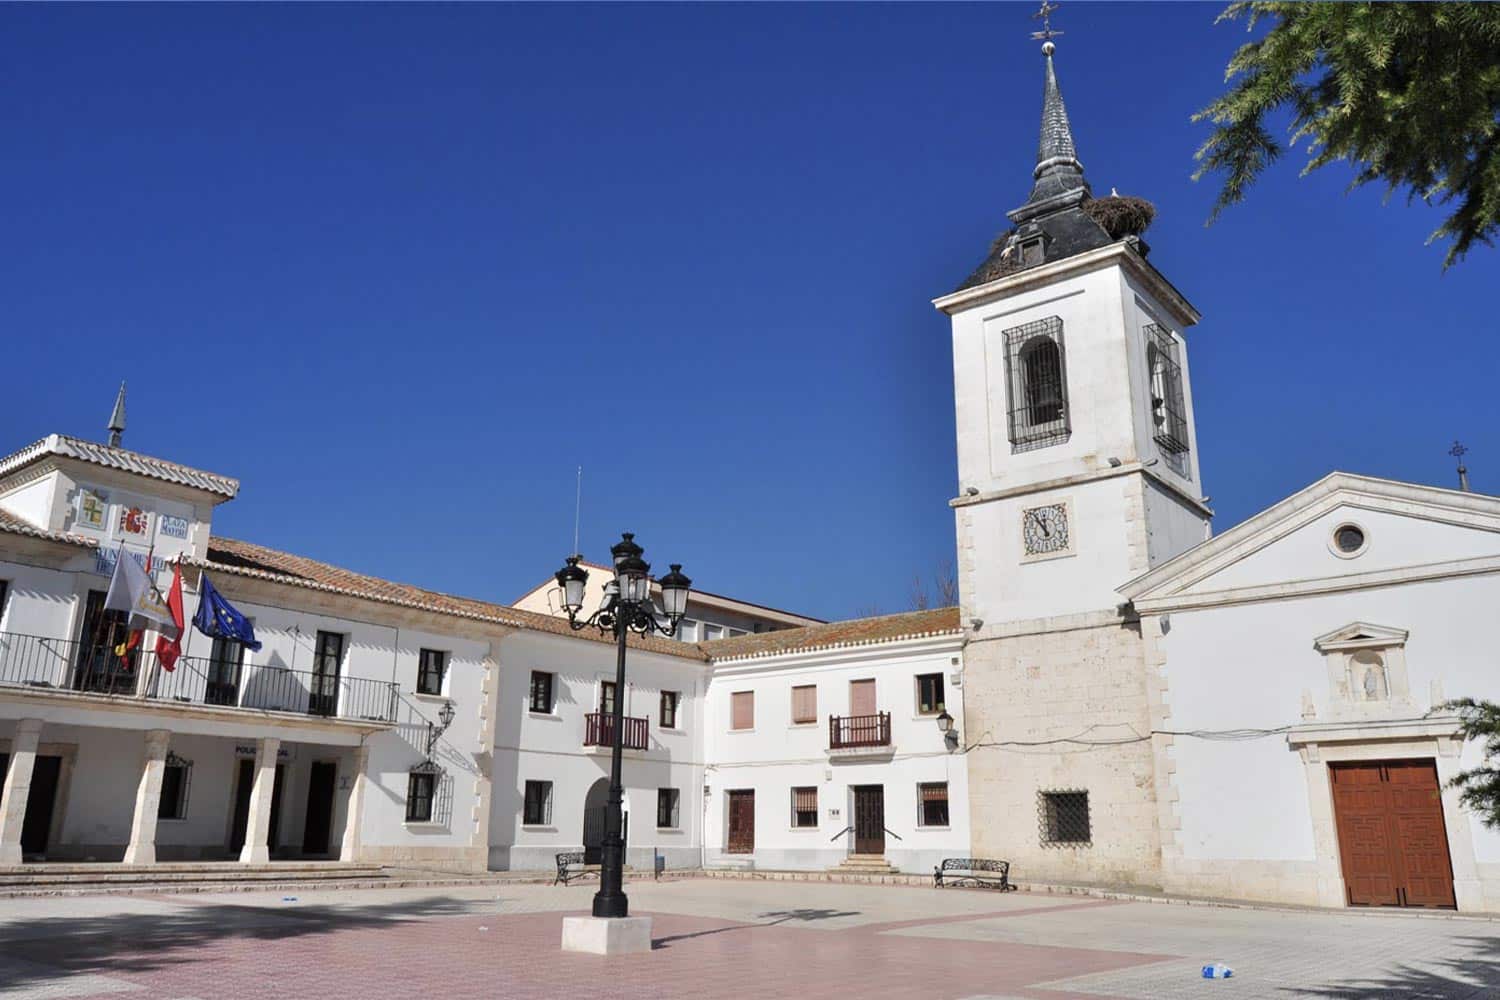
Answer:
(0, 435, 239, 499)
(200, 536, 706, 660)
(700, 606, 963, 662)
(0, 508, 97, 548)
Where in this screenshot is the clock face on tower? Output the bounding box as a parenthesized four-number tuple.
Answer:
(1021, 502, 1071, 558)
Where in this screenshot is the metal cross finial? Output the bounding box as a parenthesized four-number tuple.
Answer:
(1031, 0, 1063, 46)
(1451, 440, 1471, 492)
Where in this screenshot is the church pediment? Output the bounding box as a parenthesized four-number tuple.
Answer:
(1121, 472, 1500, 611)
(1312, 622, 1409, 653)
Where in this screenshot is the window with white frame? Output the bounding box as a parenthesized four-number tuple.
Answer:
(915, 673, 945, 715)
(417, 648, 447, 696)
(790, 684, 817, 724)
(730, 691, 754, 730)
(657, 788, 680, 829)
(918, 782, 949, 827)
(791, 786, 818, 828)
(529, 671, 554, 713)
(406, 767, 438, 823)
(523, 780, 552, 825)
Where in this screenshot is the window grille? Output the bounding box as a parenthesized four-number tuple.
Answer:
(529, 671, 554, 713)
(790, 684, 817, 724)
(791, 787, 818, 828)
(1003, 317, 1071, 452)
(1039, 790, 1091, 846)
(657, 788, 680, 829)
(1144, 323, 1189, 473)
(523, 779, 553, 825)
(417, 649, 447, 696)
(918, 782, 949, 827)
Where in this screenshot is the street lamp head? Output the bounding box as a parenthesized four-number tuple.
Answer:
(936, 709, 954, 733)
(616, 553, 652, 605)
(610, 532, 644, 570)
(554, 555, 590, 615)
(657, 563, 692, 620)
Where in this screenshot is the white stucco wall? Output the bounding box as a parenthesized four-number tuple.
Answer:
(701, 638, 969, 873)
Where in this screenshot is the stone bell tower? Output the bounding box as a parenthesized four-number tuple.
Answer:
(931, 19, 1210, 888)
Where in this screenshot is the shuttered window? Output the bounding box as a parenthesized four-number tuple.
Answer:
(791, 786, 818, 828)
(660, 690, 680, 728)
(731, 691, 754, 731)
(918, 782, 949, 827)
(791, 685, 817, 724)
(850, 679, 876, 716)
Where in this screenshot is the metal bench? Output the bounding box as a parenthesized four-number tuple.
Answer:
(553, 851, 597, 886)
(934, 857, 1013, 890)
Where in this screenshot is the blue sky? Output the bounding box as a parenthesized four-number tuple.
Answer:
(3, 3, 1493, 622)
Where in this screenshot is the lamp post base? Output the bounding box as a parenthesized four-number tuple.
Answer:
(560, 915, 654, 955)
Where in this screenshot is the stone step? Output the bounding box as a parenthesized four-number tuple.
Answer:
(0, 862, 386, 889)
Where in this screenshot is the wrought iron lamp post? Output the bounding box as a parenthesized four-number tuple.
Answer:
(555, 533, 691, 919)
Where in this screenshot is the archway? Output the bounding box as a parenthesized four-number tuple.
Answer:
(580, 777, 628, 864)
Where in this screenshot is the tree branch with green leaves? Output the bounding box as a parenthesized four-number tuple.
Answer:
(1194, 2, 1500, 267)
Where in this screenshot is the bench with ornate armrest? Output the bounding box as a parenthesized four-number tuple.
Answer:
(934, 857, 1013, 890)
(553, 852, 599, 886)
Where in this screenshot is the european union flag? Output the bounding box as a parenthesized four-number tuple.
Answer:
(192, 573, 263, 651)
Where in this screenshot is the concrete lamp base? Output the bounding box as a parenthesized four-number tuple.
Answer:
(560, 915, 654, 955)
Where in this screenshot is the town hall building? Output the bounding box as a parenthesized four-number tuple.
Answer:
(2, 27, 1498, 914)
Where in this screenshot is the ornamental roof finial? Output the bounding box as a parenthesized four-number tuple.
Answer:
(1008, 1, 1089, 224)
(106, 381, 127, 449)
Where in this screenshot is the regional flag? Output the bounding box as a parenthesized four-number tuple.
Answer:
(154, 561, 186, 671)
(192, 573, 262, 651)
(103, 544, 177, 634)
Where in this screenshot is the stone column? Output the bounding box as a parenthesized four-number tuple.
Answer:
(0, 719, 44, 865)
(339, 743, 370, 863)
(123, 729, 171, 865)
(238, 737, 280, 864)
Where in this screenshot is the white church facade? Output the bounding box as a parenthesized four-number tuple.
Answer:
(2, 29, 1498, 916)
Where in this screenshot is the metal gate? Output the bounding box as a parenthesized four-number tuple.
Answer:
(1331, 760, 1455, 908)
(582, 806, 627, 865)
(726, 790, 755, 854)
(853, 785, 885, 855)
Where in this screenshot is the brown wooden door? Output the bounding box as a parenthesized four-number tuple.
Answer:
(850, 679, 876, 716)
(1331, 760, 1455, 908)
(853, 785, 885, 855)
(727, 790, 755, 853)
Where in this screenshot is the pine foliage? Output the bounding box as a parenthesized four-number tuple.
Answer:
(1443, 698, 1500, 826)
(1194, 2, 1500, 267)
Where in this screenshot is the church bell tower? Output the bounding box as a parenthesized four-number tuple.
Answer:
(933, 28, 1212, 628)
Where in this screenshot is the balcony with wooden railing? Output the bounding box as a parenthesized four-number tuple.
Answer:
(583, 711, 649, 752)
(0, 631, 400, 726)
(828, 712, 893, 757)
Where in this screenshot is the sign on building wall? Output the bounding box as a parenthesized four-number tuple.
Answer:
(158, 515, 189, 540)
(76, 488, 109, 530)
(118, 505, 151, 538)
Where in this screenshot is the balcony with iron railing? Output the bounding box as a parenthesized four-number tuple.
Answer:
(583, 711, 649, 752)
(0, 631, 400, 726)
(828, 712, 893, 757)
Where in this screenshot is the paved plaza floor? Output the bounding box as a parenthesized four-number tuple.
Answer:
(2, 877, 1499, 999)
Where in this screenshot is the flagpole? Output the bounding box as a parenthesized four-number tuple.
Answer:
(137, 542, 159, 700)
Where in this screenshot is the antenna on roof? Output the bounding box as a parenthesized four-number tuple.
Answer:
(572, 465, 583, 558)
(1451, 441, 1471, 492)
(106, 381, 127, 448)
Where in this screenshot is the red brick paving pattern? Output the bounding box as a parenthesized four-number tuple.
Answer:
(10, 901, 1167, 1000)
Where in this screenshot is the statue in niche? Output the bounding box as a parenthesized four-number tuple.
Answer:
(1353, 651, 1388, 702)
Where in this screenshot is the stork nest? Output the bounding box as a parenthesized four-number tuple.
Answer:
(1082, 196, 1156, 240)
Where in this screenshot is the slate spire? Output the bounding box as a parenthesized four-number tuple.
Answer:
(107, 381, 126, 448)
(1009, 40, 1090, 225)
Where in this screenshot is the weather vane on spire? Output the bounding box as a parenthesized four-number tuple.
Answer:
(1031, 0, 1063, 50)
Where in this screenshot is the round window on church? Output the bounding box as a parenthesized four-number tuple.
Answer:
(1331, 523, 1368, 558)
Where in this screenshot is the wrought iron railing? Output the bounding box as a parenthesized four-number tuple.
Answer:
(829, 712, 892, 750)
(0, 631, 399, 724)
(584, 711, 649, 751)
